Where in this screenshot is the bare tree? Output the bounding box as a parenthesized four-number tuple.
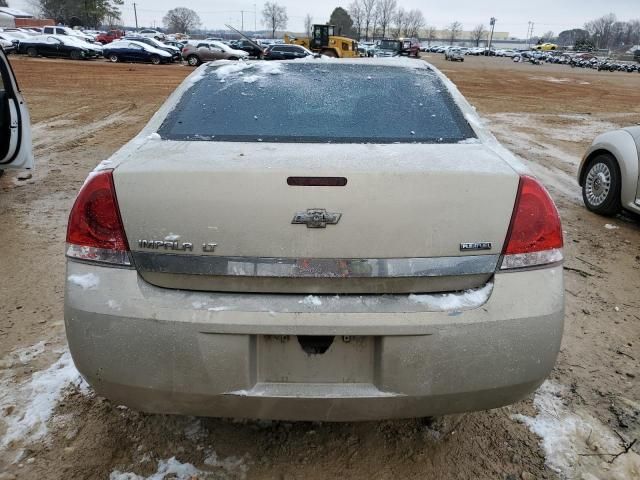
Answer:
(425, 25, 436, 45)
(584, 13, 617, 49)
(391, 7, 406, 38)
(405, 9, 424, 38)
(371, 4, 379, 39)
(361, 0, 376, 40)
(348, 0, 364, 40)
(304, 13, 313, 38)
(470, 23, 486, 47)
(262, 1, 288, 39)
(163, 7, 201, 34)
(541, 30, 555, 41)
(447, 21, 462, 45)
(375, 0, 396, 38)
(0, 0, 8, 7)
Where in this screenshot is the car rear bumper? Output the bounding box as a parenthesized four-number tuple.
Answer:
(64, 261, 564, 421)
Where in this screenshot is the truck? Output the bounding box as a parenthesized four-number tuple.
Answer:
(96, 30, 125, 45)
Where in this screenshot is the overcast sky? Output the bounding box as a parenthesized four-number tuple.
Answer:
(10, 0, 640, 38)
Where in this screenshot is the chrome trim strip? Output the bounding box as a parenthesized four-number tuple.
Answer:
(131, 252, 499, 278)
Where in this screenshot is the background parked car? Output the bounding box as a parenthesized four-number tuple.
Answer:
(233, 39, 265, 58)
(137, 29, 165, 40)
(96, 30, 124, 44)
(123, 35, 180, 61)
(42, 26, 94, 43)
(578, 127, 640, 216)
(264, 44, 312, 60)
(0, 38, 13, 53)
(17, 35, 100, 60)
(399, 37, 420, 57)
(163, 39, 185, 51)
(358, 41, 375, 57)
(0, 33, 20, 52)
(182, 40, 248, 66)
(374, 39, 403, 57)
(445, 48, 464, 62)
(102, 40, 172, 65)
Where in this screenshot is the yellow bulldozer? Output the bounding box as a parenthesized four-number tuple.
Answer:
(284, 24, 358, 58)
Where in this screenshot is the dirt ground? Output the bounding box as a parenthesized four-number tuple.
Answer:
(0, 55, 638, 479)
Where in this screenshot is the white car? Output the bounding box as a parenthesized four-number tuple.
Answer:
(0, 49, 33, 170)
(445, 48, 464, 61)
(578, 128, 640, 215)
(0, 38, 14, 53)
(42, 26, 94, 43)
(63, 59, 564, 421)
(137, 29, 166, 40)
(0, 30, 30, 40)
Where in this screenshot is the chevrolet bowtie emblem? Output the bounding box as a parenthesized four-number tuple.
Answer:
(291, 208, 342, 228)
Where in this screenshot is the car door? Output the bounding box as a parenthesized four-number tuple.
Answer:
(197, 43, 215, 61)
(284, 46, 301, 60)
(127, 43, 146, 61)
(38, 36, 56, 57)
(0, 49, 33, 170)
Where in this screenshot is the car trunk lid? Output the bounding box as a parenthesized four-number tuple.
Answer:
(113, 141, 519, 294)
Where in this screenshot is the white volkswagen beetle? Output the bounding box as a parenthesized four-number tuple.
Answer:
(578, 127, 640, 216)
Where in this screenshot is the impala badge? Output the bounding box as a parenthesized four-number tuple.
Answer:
(460, 242, 493, 251)
(292, 209, 342, 228)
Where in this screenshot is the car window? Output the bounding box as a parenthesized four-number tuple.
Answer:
(158, 63, 475, 144)
(378, 40, 400, 49)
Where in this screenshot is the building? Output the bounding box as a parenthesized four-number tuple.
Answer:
(0, 7, 53, 28)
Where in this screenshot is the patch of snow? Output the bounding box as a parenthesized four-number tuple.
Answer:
(207, 306, 229, 312)
(513, 381, 640, 480)
(110, 453, 251, 480)
(457, 137, 481, 144)
(298, 295, 322, 307)
(17, 341, 47, 365)
(0, 350, 87, 452)
(107, 300, 121, 311)
(110, 457, 203, 480)
(68, 273, 99, 290)
(146, 132, 161, 141)
(214, 61, 282, 83)
(204, 451, 251, 478)
(409, 282, 493, 311)
(604, 224, 619, 230)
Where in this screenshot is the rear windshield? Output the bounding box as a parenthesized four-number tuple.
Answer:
(158, 62, 475, 143)
(378, 40, 401, 50)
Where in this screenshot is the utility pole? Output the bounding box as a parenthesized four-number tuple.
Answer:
(254, 4, 257, 32)
(241, 10, 244, 31)
(486, 17, 496, 55)
(133, 2, 138, 30)
(527, 21, 534, 48)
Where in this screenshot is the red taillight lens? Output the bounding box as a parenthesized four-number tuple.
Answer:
(66, 170, 130, 265)
(501, 175, 563, 270)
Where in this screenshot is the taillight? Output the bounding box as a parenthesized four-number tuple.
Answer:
(500, 175, 563, 270)
(66, 170, 130, 265)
